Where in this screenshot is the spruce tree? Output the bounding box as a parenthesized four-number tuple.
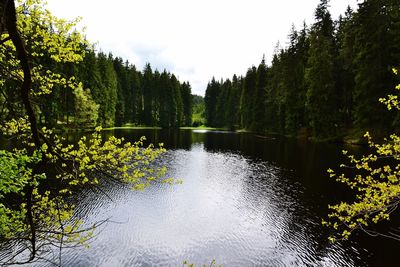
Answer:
(95, 52, 118, 127)
(252, 57, 267, 131)
(181, 82, 193, 126)
(305, 0, 339, 138)
(142, 63, 154, 125)
(240, 66, 257, 129)
(352, 0, 400, 133)
(204, 78, 220, 127)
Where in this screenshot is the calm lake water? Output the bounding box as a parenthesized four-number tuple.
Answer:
(10, 129, 400, 266)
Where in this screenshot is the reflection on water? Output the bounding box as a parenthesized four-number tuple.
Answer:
(4, 129, 399, 266)
(56, 144, 357, 266)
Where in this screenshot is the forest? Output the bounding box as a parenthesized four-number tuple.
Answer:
(1, 34, 193, 129)
(204, 0, 400, 140)
(1, 0, 400, 265)
(71, 55, 194, 128)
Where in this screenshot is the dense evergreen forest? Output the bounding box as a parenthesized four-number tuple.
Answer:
(1, 0, 400, 264)
(1, 48, 193, 129)
(204, 0, 400, 140)
(58, 52, 193, 128)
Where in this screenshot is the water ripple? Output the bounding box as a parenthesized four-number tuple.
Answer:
(21, 146, 363, 267)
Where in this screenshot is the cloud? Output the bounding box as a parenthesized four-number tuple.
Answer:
(47, 0, 358, 96)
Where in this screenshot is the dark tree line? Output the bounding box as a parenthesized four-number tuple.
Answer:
(9, 49, 193, 129)
(204, 0, 400, 139)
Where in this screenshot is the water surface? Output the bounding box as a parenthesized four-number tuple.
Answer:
(17, 129, 400, 266)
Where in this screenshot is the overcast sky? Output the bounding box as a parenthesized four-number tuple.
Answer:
(46, 0, 358, 96)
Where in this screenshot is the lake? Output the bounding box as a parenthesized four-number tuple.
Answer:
(15, 129, 400, 266)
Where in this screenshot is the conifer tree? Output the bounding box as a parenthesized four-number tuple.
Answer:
(240, 66, 257, 129)
(352, 0, 400, 133)
(252, 57, 267, 131)
(142, 63, 154, 125)
(204, 78, 220, 127)
(305, 0, 339, 138)
(181, 82, 193, 126)
(335, 7, 356, 127)
(95, 52, 118, 126)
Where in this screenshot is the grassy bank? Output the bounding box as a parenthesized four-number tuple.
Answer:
(179, 126, 229, 131)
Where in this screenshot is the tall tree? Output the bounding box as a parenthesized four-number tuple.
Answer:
(305, 0, 339, 138)
(283, 24, 309, 135)
(240, 66, 257, 129)
(171, 74, 182, 127)
(265, 53, 285, 133)
(95, 52, 118, 126)
(141, 63, 154, 125)
(252, 57, 268, 131)
(181, 82, 193, 126)
(128, 65, 141, 124)
(113, 57, 126, 126)
(204, 77, 220, 127)
(225, 74, 241, 128)
(352, 0, 400, 133)
(335, 7, 356, 128)
(158, 70, 171, 128)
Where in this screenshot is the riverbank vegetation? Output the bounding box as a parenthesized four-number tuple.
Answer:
(204, 0, 400, 142)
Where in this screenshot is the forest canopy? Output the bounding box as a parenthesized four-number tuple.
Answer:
(204, 0, 400, 141)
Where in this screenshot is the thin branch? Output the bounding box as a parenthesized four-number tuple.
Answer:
(0, 35, 11, 45)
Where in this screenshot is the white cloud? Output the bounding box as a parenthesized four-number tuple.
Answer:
(46, 0, 358, 96)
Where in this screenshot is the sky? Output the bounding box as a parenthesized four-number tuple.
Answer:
(46, 0, 359, 96)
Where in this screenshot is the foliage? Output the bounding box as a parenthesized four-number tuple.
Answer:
(73, 86, 99, 128)
(352, 0, 400, 131)
(0, 0, 86, 124)
(240, 66, 257, 129)
(0, 0, 168, 264)
(0, 1, 193, 129)
(204, 78, 220, 127)
(203, 0, 400, 139)
(305, 1, 338, 138)
(95, 52, 118, 127)
(0, 149, 41, 239)
(204, 75, 241, 129)
(192, 94, 205, 127)
(324, 68, 400, 241)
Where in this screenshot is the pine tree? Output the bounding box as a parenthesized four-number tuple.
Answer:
(240, 66, 257, 129)
(128, 65, 141, 124)
(204, 78, 220, 127)
(158, 70, 171, 128)
(265, 53, 285, 133)
(94, 52, 117, 127)
(352, 0, 400, 133)
(181, 82, 193, 126)
(142, 63, 154, 125)
(252, 57, 268, 131)
(336, 7, 356, 127)
(171, 74, 182, 127)
(225, 74, 241, 129)
(305, 0, 339, 138)
(113, 57, 127, 126)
